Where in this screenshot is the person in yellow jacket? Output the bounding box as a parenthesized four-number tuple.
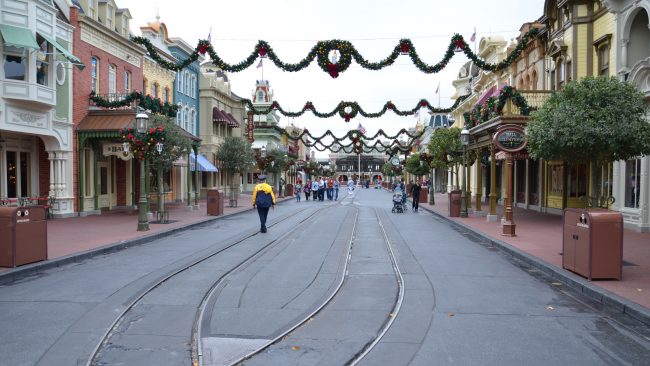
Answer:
(251, 174, 276, 233)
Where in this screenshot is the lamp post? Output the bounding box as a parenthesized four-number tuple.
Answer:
(155, 141, 164, 222)
(136, 112, 149, 231)
(460, 127, 470, 218)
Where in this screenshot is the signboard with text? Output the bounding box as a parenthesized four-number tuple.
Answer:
(103, 143, 132, 160)
(493, 125, 527, 153)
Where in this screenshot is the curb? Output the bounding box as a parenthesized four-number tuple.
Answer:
(418, 203, 650, 326)
(0, 197, 292, 286)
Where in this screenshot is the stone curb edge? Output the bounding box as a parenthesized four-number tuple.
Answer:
(419, 204, 650, 326)
(0, 197, 292, 286)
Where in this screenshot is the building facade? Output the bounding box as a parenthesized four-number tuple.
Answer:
(71, 0, 144, 214)
(1, 0, 82, 216)
(605, 0, 650, 231)
(198, 63, 245, 197)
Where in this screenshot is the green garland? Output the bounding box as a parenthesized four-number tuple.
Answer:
(284, 127, 425, 142)
(132, 28, 540, 78)
(467, 86, 532, 127)
(246, 95, 467, 121)
(89, 91, 179, 117)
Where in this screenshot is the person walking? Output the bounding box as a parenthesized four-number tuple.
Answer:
(252, 174, 276, 233)
(304, 180, 311, 201)
(333, 178, 340, 201)
(347, 178, 355, 194)
(327, 178, 334, 200)
(411, 180, 421, 212)
(295, 180, 302, 202)
(318, 177, 325, 201)
(311, 179, 320, 202)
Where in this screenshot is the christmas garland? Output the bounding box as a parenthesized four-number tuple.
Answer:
(464, 86, 532, 127)
(284, 127, 425, 142)
(120, 126, 167, 160)
(132, 28, 540, 78)
(246, 95, 468, 121)
(89, 91, 179, 118)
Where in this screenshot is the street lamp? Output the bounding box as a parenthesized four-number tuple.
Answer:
(136, 112, 150, 231)
(460, 127, 470, 218)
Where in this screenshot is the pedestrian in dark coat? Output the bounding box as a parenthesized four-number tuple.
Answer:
(411, 181, 421, 212)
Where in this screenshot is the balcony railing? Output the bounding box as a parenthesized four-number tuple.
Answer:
(89, 92, 138, 110)
(519, 91, 552, 110)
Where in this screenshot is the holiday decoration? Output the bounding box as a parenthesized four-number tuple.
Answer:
(89, 91, 179, 117)
(245, 95, 468, 121)
(120, 126, 166, 160)
(465, 86, 531, 127)
(131, 28, 540, 78)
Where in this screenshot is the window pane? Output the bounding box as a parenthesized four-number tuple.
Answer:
(36, 36, 49, 86)
(6, 151, 17, 198)
(100, 166, 108, 195)
(91, 58, 98, 92)
(84, 150, 92, 196)
(4, 47, 26, 81)
(20, 152, 30, 197)
(108, 65, 116, 94)
(124, 71, 131, 92)
(625, 159, 641, 208)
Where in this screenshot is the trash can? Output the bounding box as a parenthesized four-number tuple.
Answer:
(286, 184, 294, 197)
(449, 190, 462, 217)
(419, 188, 429, 203)
(207, 189, 224, 216)
(562, 208, 623, 280)
(0, 206, 48, 267)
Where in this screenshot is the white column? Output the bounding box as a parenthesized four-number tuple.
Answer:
(49, 152, 55, 196)
(640, 156, 649, 231)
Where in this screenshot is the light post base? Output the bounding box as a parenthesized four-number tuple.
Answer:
(502, 221, 516, 236)
(486, 214, 498, 222)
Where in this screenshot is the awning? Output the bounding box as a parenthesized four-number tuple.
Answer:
(190, 152, 218, 172)
(78, 111, 136, 132)
(212, 107, 228, 123)
(477, 85, 497, 106)
(37, 32, 84, 70)
(0, 24, 39, 50)
(225, 112, 240, 128)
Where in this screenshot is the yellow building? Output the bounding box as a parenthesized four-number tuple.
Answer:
(139, 19, 176, 104)
(542, 0, 615, 212)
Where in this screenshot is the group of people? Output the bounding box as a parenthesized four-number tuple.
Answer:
(294, 177, 340, 202)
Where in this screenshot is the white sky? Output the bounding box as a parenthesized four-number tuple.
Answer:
(127, 0, 543, 157)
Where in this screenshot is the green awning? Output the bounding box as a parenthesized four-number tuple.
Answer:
(38, 32, 84, 70)
(0, 24, 39, 50)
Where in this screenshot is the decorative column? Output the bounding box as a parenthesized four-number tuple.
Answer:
(502, 153, 516, 236)
(49, 152, 55, 196)
(187, 151, 192, 209)
(194, 145, 199, 207)
(488, 143, 498, 222)
(475, 151, 484, 215)
(466, 157, 472, 213)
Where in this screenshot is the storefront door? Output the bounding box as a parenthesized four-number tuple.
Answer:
(97, 160, 113, 209)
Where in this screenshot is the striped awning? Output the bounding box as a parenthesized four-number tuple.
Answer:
(212, 107, 228, 123)
(225, 112, 240, 128)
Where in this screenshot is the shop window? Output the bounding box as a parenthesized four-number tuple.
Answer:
(625, 158, 642, 208)
(516, 160, 526, 203)
(567, 163, 587, 198)
(36, 35, 50, 86)
(6, 151, 17, 198)
(4, 45, 26, 81)
(590, 161, 613, 207)
(528, 159, 539, 205)
(91, 57, 99, 92)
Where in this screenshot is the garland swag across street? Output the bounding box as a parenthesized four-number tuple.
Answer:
(245, 95, 468, 121)
(132, 28, 539, 78)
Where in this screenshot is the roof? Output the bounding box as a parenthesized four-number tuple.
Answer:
(77, 111, 136, 132)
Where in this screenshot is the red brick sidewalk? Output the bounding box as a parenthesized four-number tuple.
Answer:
(0, 194, 293, 274)
(420, 192, 650, 312)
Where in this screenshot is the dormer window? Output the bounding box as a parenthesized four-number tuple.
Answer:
(122, 16, 128, 37)
(107, 5, 114, 29)
(257, 91, 264, 102)
(88, 0, 96, 19)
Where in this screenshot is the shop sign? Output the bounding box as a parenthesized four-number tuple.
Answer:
(103, 143, 132, 160)
(493, 125, 527, 153)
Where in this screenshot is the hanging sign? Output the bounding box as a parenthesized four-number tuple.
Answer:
(493, 125, 527, 153)
(103, 143, 132, 160)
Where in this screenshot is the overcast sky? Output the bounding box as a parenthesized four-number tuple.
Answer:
(127, 0, 543, 156)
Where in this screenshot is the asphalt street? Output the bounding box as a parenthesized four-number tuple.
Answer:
(0, 188, 649, 366)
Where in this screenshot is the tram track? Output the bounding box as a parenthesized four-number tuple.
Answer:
(85, 201, 331, 366)
(226, 204, 405, 366)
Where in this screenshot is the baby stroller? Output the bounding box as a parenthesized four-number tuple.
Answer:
(391, 188, 406, 213)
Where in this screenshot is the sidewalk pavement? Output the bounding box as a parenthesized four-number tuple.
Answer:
(417, 191, 650, 325)
(0, 193, 294, 281)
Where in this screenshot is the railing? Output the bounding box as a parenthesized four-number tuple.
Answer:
(89, 93, 139, 109)
(518, 91, 552, 110)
